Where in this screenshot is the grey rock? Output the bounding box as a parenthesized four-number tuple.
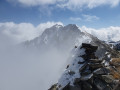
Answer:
(93, 68, 110, 75)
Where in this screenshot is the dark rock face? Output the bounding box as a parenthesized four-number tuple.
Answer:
(115, 43, 120, 51)
(49, 43, 120, 90)
(108, 41, 120, 51)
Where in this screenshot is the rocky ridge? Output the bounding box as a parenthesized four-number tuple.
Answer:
(49, 43, 120, 90)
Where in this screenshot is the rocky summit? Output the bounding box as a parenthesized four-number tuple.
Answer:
(49, 43, 120, 90)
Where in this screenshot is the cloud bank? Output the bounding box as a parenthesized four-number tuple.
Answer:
(0, 21, 67, 90)
(0, 38, 69, 90)
(80, 26, 120, 41)
(0, 21, 63, 43)
(0, 21, 120, 44)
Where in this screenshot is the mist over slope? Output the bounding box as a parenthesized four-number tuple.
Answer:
(0, 24, 93, 90)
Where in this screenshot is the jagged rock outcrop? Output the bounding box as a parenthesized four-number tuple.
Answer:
(49, 43, 120, 90)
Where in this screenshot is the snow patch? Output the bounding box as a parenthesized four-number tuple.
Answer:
(57, 48, 86, 89)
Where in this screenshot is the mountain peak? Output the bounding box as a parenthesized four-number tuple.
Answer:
(65, 24, 78, 29)
(67, 24, 77, 26)
(52, 24, 63, 29)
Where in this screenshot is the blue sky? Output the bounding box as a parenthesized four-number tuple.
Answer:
(1, 0, 120, 28)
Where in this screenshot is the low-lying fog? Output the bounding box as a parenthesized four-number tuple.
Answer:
(0, 34, 70, 90)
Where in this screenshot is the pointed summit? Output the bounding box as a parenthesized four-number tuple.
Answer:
(52, 24, 63, 29)
(64, 24, 79, 31)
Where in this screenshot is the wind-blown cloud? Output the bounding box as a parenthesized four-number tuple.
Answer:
(80, 26, 120, 41)
(58, 0, 120, 10)
(7, 0, 120, 10)
(70, 14, 99, 22)
(0, 21, 63, 43)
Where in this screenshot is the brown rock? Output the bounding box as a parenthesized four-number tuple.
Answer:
(89, 59, 103, 63)
(110, 58, 120, 67)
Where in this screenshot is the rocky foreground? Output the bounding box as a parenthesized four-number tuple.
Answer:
(49, 43, 120, 90)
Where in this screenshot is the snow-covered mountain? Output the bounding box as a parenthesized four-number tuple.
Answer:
(23, 24, 91, 52)
(23, 24, 119, 57)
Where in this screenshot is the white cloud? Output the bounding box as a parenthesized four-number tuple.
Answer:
(82, 14, 100, 21)
(80, 26, 120, 41)
(7, 0, 63, 6)
(58, 0, 120, 10)
(0, 21, 63, 43)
